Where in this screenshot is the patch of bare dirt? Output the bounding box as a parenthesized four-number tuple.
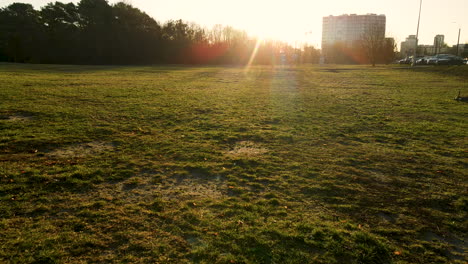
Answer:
(1, 114, 33, 122)
(227, 141, 267, 157)
(47, 141, 115, 158)
(160, 179, 225, 200)
(85, 169, 226, 204)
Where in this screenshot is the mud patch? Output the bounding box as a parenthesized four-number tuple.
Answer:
(48, 141, 115, 158)
(227, 141, 267, 157)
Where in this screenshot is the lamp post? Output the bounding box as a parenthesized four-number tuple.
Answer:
(452, 22, 462, 56)
(413, 0, 423, 66)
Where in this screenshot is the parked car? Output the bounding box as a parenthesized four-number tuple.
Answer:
(425, 54, 457, 65)
(426, 55, 440, 65)
(415, 56, 431, 65)
(398, 57, 412, 64)
(436, 55, 464, 65)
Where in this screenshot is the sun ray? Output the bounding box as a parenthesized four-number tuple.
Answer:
(244, 38, 262, 72)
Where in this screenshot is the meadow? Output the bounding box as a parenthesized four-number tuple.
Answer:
(0, 63, 466, 263)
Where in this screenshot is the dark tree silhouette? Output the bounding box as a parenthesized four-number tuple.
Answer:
(40, 2, 80, 63)
(77, 0, 114, 64)
(0, 3, 43, 62)
(0, 1, 324, 66)
(111, 2, 162, 64)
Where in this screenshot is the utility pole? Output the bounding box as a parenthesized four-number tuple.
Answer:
(413, 0, 423, 66)
(457, 28, 461, 56)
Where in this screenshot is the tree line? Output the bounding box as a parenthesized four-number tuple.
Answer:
(0, 0, 320, 65)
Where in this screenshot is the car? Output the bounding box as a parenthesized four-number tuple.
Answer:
(464, 58, 468, 65)
(398, 57, 411, 64)
(436, 55, 464, 65)
(425, 54, 457, 65)
(426, 55, 440, 65)
(415, 56, 431, 65)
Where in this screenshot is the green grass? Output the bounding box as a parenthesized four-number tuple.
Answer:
(0, 63, 467, 263)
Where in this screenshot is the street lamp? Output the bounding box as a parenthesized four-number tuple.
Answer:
(452, 22, 462, 56)
(413, 0, 423, 66)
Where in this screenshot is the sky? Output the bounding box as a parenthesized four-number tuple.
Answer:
(1, 0, 467, 49)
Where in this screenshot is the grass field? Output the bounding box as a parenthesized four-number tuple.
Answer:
(0, 63, 467, 263)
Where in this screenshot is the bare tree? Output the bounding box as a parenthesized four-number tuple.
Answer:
(360, 24, 385, 67)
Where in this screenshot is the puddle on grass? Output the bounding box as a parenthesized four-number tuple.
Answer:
(320, 68, 360, 73)
(185, 236, 210, 249)
(227, 141, 267, 157)
(377, 212, 397, 223)
(422, 231, 444, 243)
(418, 230, 467, 260)
(47, 141, 115, 158)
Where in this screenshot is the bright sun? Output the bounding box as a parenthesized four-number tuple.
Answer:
(226, 2, 313, 45)
(146, 0, 321, 46)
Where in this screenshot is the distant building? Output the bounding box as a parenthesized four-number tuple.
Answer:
(462, 44, 468, 57)
(401, 34, 451, 57)
(418, 45, 436, 55)
(454, 44, 468, 57)
(400, 34, 465, 58)
(418, 44, 449, 56)
(400, 35, 417, 57)
(321, 14, 386, 49)
(433, 35, 445, 54)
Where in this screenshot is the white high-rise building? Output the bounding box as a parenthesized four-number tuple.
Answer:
(400, 35, 417, 57)
(322, 14, 386, 49)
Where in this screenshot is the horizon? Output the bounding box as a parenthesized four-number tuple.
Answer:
(1, 0, 467, 49)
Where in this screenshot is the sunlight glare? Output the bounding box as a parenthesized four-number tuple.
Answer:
(245, 37, 263, 71)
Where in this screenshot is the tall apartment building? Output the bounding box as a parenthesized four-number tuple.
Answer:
(321, 14, 386, 49)
(433, 35, 445, 54)
(400, 35, 417, 57)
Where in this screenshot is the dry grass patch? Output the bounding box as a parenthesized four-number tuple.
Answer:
(47, 141, 115, 158)
(227, 141, 267, 157)
(1, 114, 33, 122)
(159, 178, 225, 200)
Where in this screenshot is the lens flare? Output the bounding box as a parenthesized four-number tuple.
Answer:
(245, 38, 262, 72)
